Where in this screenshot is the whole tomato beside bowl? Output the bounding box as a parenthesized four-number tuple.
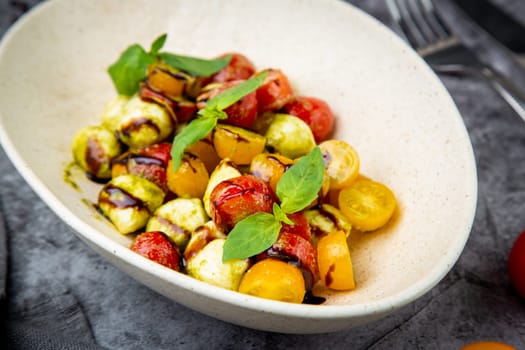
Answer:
(508, 230, 525, 298)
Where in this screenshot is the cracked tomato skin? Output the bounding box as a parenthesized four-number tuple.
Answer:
(196, 80, 258, 128)
(210, 53, 256, 83)
(130, 231, 181, 271)
(210, 175, 275, 232)
(284, 96, 335, 143)
(508, 230, 525, 298)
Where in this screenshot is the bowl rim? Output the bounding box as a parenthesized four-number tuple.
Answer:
(0, 0, 478, 321)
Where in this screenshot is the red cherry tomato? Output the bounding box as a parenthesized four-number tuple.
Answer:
(284, 96, 335, 142)
(280, 212, 311, 241)
(211, 53, 256, 83)
(210, 174, 275, 232)
(135, 142, 172, 166)
(111, 143, 172, 192)
(130, 231, 181, 271)
(508, 230, 525, 298)
(131, 142, 173, 191)
(197, 80, 258, 128)
(255, 68, 295, 113)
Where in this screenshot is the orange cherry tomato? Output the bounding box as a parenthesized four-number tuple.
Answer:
(238, 259, 305, 303)
(317, 230, 355, 291)
(460, 341, 517, 350)
(212, 124, 266, 165)
(166, 153, 209, 198)
(146, 64, 190, 98)
(186, 137, 221, 174)
(338, 177, 396, 232)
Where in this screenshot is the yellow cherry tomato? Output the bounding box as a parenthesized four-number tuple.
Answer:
(460, 341, 517, 350)
(213, 124, 266, 165)
(238, 259, 305, 303)
(250, 153, 294, 193)
(318, 139, 360, 189)
(167, 153, 209, 198)
(338, 177, 396, 231)
(147, 64, 193, 98)
(317, 230, 355, 291)
(186, 137, 221, 174)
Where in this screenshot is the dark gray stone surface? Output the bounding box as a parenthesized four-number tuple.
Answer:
(1, 0, 524, 349)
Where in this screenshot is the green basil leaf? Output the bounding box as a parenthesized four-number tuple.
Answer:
(197, 106, 228, 120)
(170, 72, 266, 173)
(277, 146, 325, 214)
(205, 71, 267, 111)
(170, 117, 217, 171)
(150, 33, 167, 54)
(222, 212, 281, 262)
(158, 52, 232, 77)
(108, 44, 155, 96)
(272, 203, 293, 225)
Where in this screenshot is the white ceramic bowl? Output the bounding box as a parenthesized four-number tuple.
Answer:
(0, 0, 477, 333)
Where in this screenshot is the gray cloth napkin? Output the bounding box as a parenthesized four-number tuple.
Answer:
(5, 288, 105, 349)
(0, 208, 104, 350)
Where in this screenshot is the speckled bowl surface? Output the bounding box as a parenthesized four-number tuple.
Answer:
(0, 0, 477, 333)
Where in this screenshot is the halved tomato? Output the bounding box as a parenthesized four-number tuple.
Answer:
(338, 177, 396, 231)
(317, 230, 355, 290)
(238, 259, 305, 303)
(319, 139, 360, 190)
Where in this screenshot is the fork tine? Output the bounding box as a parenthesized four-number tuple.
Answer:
(386, 0, 426, 49)
(418, 0, 451, 40)
(386, 0, 410, 42)
(407, 0, 441, 44)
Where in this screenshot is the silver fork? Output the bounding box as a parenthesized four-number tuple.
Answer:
(386, 0, 525, 122)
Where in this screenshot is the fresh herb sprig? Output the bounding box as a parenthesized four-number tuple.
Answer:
(169, 72, 267, 171)
(108, 33, 232, 96)
(222, 146, 325, 262)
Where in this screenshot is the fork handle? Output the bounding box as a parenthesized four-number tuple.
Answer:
(434, 64, 525, 123)
(481, 68, 525, 123)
